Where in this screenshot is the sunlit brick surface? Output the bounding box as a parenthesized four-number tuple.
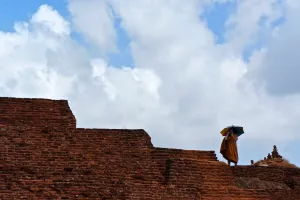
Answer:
(0, 97, 299, 199)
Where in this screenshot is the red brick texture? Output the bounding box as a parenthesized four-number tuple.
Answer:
(232, 166, 300, 200)
(0, 97, 76, 130)
(0, 97, 299, 199)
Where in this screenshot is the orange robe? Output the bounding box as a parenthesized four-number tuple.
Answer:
(220, 134, 238, 163)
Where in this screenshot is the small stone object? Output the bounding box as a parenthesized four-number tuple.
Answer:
(267, 153, 272, 159)
(272, 145, 283, 159)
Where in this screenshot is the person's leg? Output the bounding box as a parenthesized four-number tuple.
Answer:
(234, 162, 237, 166)
(227, 160, 230, 166)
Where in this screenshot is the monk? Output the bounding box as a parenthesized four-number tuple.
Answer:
(220, 129, 239, 166)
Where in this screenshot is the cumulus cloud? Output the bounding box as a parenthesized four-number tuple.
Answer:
(0, 0, 299, 165)
(31, 5, 71, 36)
(0, 5, 78, 98)
(68, 0, 117, 53)
(251, 2, 300, 96)
(224, 0, 283, 53)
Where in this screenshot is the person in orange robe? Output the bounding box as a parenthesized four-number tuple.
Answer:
(220, 129, 239, 166)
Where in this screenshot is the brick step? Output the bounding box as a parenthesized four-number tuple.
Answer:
(199, 171, 232, 176)
(153, 148, 218, 162)
(200, 197, 267, 200)
(196, 164, 230, 168)
(194, 162, 230, 167)
(169, 166, 230, 171)
(196, 168, 232, 173)
(153, 156, 218, 162)
(201, 182, 236, 187)
(200, 194, 270, 199)
(200, 193, 269, 199)
(153, 152, 217, 156)
(154, 155, 217, 160)
(202, 176, 235, 181)
(199, 186, 270, 199)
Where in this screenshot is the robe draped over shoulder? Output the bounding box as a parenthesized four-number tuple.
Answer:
(220, 134, 238, 163)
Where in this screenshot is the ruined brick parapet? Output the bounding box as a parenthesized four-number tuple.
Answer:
(232, 166, 300, 199)
(0, 97, 76, 129)
(232, 166, 300, 184)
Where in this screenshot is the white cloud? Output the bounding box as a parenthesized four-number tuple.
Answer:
(31, 4, 71, 36)
(225, 0, 283, 53)
(0, 4, 76, 99)
(250, 1, 300, 96)
(68, 0, 117, 53)
(1, 1, 300, 166)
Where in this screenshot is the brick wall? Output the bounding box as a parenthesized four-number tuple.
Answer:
(0, 97, 299, 199)
(232, 166, 300, 200)
(0, 126, 208, 199)
(0, 127, 157, 199)
(0, 97, 76, 129)
(232, 166, 300, 184)
(153, 147, 217, 161)
(152, 147, 217, 184)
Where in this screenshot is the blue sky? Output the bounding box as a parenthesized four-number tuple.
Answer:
(201, 1, 236, 44)
(0, 0, 69, 31)
(0, 0, 239, 67)
(0, 0, 134, 67)
(0, 0, 287, 65)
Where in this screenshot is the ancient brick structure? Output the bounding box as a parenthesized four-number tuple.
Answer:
(0, 97, 299, 199)
(254, 145, 297, 168)
(0, 97, 76, 129)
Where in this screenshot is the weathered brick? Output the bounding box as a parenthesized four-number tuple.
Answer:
(0, 97, 299, 199)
